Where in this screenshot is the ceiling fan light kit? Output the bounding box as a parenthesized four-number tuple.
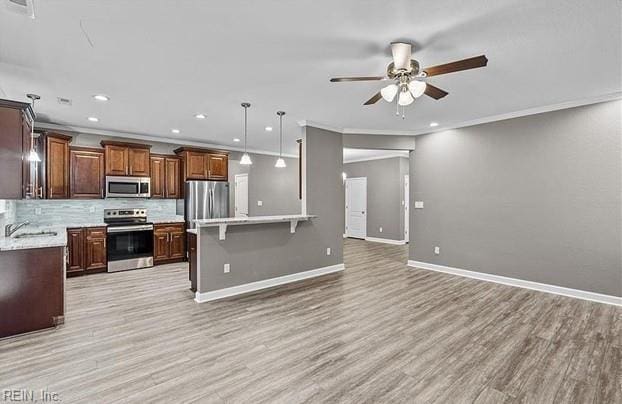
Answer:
(330, 41, 488, 117)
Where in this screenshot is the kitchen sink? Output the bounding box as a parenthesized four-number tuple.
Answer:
(14, 231, 58, 239)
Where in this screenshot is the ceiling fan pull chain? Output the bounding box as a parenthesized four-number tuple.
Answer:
(402, 106, 406, 120)
(395, 95, 400, 116)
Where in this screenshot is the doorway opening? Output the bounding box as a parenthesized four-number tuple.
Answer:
(345, 177, 367, 239)
(234, 173, 249, 217)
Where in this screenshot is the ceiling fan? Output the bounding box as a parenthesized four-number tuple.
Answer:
(330, 42, 488, 110)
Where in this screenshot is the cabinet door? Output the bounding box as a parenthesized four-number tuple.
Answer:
(85, 228, 107, 271)
(206, 153, 228, 180)
(0, 108, 23, 199)
(66, 228, 84, 274)
(169, 230, 186, 260)
(165, 157, 180, 199)
(186, 152, 207, 179)
(150, 156, 165, 198)
(70, 149, 104, 199)
(153, 231, 170, 262)
(46, 135, 70, 199)
(129, 148, 150, 176)
(105, 145, 128, 176)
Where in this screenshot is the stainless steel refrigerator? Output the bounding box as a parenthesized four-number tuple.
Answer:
(185, 181, 229, 229)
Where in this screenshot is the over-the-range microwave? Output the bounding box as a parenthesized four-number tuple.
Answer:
(105, 176, 151, 198)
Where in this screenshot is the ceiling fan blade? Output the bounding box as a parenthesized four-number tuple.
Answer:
(363, 91, 383, 105)
(391, 42, 412, 71)
(330, 76, 385, 82)
(424, 84, 449, 100)
(423, 55, 488, 77)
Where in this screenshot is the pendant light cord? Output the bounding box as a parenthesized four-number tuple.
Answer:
(244, 105, 248, 153)
(279, 113, 283, 158)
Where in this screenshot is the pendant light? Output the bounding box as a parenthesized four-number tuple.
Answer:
(239, 102, 252, 165)
(26, 94, 41, 162)
(275, 111, 286, 168)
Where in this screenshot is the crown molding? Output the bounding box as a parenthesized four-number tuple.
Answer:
(297, 120, 343, 134)
(34, 122, 298, 158)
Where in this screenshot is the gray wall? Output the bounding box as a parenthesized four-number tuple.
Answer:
(343, 134, 415, 150)
(228, 151, 300, 216)
(409, 100, 622, 297)
(343, 157, 408, 241)
(198, 126, 344, 293)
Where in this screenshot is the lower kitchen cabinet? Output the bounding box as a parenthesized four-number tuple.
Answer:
(66, 227, 107, 276)
(153, 223, 186, 264)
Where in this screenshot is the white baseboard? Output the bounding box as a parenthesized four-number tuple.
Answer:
(407, 260, 622, 307)
(365, 237, 407, 245)
(194, 263, 345, 303)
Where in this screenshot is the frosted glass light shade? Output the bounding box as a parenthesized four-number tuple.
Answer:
(240, 153, 252, 165)
(275, 157, 286, 168)
(408, 80, 427, 98)
(398, 89, 414, 106)
(380, 84, 398, 102)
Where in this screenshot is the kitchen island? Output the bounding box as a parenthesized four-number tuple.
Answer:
(190, 214, 345, 302)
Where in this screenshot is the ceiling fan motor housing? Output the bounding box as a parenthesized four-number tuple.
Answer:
(387, 60, 420, 79)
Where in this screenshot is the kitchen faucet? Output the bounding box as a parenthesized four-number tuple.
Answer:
(5, 221, 30, 237)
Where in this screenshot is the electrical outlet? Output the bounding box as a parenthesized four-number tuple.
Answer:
(434, 246, 440, 255)
(326, 247, 331, 256)
(257, 200, 263, 206)
(379, 227, 383, 233)
(415, 201, 424, 209)
(35, 207, 42, 215)
(89, 206, 95, 213)
(224, 263, 230, 273)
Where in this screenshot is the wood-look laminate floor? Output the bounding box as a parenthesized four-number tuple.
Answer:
(1, 239, 621, 403)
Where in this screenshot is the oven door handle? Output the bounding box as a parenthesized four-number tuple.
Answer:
(107, 225, 154, 233)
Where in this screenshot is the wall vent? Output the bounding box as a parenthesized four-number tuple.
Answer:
(6, 0, 35, 18)
(57, 97, 72, 106)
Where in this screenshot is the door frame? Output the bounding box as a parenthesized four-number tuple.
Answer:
(404, 174, 409, 243)
(345, 177, 367, 239)
(234, 173, 249, 217)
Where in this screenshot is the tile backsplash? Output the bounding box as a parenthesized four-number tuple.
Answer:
(14, 199, 180, 226)
(0, 200, 16, 238)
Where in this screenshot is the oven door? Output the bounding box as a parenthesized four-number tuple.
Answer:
(106, 176, 151, 198)
(106, 225, 154, 272)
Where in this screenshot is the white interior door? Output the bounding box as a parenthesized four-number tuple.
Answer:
(404, 174, 409, 243)
(345, 177, 367, 239)
(234, 174, 248, 217)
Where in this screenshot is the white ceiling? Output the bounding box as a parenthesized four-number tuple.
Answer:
(344, 148, 409, 164)
(0, 0, 620, 155)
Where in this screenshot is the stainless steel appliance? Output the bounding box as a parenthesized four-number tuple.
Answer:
(105, 176, 150, 198)
(185, 181, 229, 229)
(105, 208, 154, 272)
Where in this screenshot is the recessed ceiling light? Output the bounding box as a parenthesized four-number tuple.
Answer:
(171, 129, 180, 134)
(195, 113, 206, 119)
(429, 122, 439, 127)
(233, 138, 240, 142)
(265, 126, 273, 132)
(87, 116, 99, 122)
(93, 95, 109, 101)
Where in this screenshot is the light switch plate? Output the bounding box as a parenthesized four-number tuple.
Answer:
(35, 207, 42, 215)
(414, 201, 424, 209)
(434, 246, 440, 255)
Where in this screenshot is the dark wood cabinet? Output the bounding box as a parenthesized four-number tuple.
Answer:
(70, 147, 104, 199)
(153, 223, 186, 264)
(128, 147, 150, 176)
(101, 140, 151, 176)
(174, 147, 229, 181)
(0, 99, 34, 199)
(66, 227, 107, 276)
(150, 155, 180, 199)
(45, 134, 71, 199)
(206, 153, 228, 180)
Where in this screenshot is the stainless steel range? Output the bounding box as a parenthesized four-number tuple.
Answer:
(104, 209, 154, 272)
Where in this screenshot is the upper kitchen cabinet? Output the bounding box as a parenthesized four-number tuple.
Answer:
(174, 147, 228, 181)
(45, 133, 71, 199)
(150, 155, 181, 199)
(0, 99, 34, 199)
(70, 147, 105, 199)
(101, 140, 151, 176)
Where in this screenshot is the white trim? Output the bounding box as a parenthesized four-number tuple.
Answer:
(407, 260, 622, 307)
(298, 92, 622, 137)
(365, 237, 407, 245)
(194, 263, 345, 303)
(344, 153, 410, 164)
(34, 122, 298, 158)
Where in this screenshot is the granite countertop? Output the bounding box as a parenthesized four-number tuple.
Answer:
(0, 226, 68, 251)
(194, 214, 316, 227)
(151, 216, 185, 224)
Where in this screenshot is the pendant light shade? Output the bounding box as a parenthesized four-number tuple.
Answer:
(275, 111, 286, 168)
(239, 102, 252, 165)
